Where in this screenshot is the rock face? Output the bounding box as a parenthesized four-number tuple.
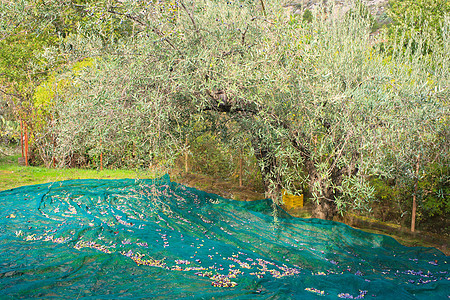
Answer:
(286, 0, 390, 23)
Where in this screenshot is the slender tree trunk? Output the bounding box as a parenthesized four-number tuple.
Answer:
(52, 152, 56, 168)
(411, 154, 420, 232)
(259, 0, 267, 16)
(253, 144, 282, 204)
(239, 151, 243, 187)
(184, 137, 189, 174)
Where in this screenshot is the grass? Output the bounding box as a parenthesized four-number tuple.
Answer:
(0, 154, 156, 191)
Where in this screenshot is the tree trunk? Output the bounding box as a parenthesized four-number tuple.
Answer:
(309, 174, 339, 220)
(253, 145, 282, 204)
(290, 137, 340, 220)
(312, 198, 338, 220)
(264, 179, 282, 204)
(100, 139, 103, 171)
(411, 191, 417, 233)
(239, 152, 243, 187)
(303, 154, 343, 220)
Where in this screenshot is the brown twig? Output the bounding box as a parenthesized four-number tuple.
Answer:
(106, 8, 182, 56)
(0, 88, 26, 102)
(328, 129, 353, 172)
(241, 25, 248, 45)
(259, 0, 267, 17)
(179, 1, 201, 38)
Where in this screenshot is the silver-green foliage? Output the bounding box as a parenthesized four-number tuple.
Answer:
(48, 0, 448, 218)
(52, 54, 180, 168)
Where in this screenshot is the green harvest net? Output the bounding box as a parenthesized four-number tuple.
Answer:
(0, 175, 448, 299)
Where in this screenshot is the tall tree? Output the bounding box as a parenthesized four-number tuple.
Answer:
(44, 0, 449, 220)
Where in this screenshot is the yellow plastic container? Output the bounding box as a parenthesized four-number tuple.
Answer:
(282, 190, 304, 210)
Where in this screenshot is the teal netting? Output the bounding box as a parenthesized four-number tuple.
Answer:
(0, 175, 448, 299)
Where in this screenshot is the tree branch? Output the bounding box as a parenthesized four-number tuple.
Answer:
(0, 87, 26, 102)
(290, 131, 312, 160)
(202, 90, 258, 115)
(327, 129, 353, 172)
(259, 0, 267, 17)
(241, 25, 248, 45)
(221, 49, 244, 58)
(106, 8, 182, 56)
(179, 1, 201, 38)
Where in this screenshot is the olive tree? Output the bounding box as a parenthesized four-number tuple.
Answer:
(48, 0, 448, 220)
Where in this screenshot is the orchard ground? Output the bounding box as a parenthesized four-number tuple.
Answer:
(1, 152, 447, 256)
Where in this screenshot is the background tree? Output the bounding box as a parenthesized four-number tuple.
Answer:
(0, 0, 136, 165)
(387, 0, 450, 49)
(380, 1, 450, 231)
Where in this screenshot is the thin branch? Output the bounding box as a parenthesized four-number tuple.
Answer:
(290, 131, 312, 159)
(241, 25, 248, 46)
(202, 91, 258, 115)
(259, 0, 267, 17)
(106, 8, 182, 56)
(0, 88, 26, 102)
(328, 129, 353, 172)
(221, 49, 244, 58)
(179, 1, 201, 38)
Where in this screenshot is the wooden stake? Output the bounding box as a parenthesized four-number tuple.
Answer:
(411, 154, 420, 232)
(51, 115, 56, 168)
(20, 120, 24, 158)
(100, 139, 103, 171)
